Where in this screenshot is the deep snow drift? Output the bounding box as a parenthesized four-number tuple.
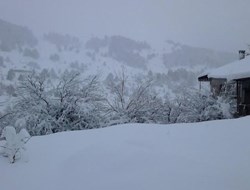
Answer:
(1, 117, 250, 190)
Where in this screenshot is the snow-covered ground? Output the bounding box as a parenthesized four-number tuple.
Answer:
(1, 117, 250, 190)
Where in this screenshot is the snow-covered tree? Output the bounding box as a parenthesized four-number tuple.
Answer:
(8, 71, 104, 135)
(172, 88, 235, 123)
(104, 71, 160, 125)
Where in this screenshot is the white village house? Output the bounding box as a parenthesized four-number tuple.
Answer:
(198, 50, 250, 116)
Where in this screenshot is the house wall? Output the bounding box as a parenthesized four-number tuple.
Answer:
(210, 78, 227, 96)
(237, 78, 250, 116)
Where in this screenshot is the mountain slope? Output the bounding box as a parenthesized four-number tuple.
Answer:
(0, 19, 237, 99)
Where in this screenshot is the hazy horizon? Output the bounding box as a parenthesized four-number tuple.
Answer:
(0, 0, 250, 52)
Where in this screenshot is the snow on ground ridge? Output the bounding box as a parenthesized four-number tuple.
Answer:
(1, 117, 250, 190)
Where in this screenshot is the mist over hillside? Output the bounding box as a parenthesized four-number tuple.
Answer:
(0, 19, 37, 51)
(0, 19, 237, 98)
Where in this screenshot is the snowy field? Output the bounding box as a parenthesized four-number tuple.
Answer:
(1, 117, 250, 190)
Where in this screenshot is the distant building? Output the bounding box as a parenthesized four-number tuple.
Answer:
(198, 50, 250, 116)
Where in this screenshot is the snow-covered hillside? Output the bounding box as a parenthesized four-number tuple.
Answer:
(0, 18, 237, 99)
(1, 117, 250, 190)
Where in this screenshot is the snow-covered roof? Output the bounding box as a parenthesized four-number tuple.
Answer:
(206, 56, 250, 81)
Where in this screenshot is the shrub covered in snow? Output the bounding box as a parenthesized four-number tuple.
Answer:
(6, 71, 105, 135)
(103, 71, 161, 125)
(171, 87, 235, 123)
(0, 126, 30, 163)
(0, 70, 236, 136)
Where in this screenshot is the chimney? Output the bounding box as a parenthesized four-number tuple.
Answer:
(239, 50, 246, 60)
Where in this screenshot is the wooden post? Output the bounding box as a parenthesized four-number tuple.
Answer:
(236, 80, 239, 114)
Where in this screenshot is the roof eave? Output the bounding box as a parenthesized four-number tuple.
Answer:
(198, 75, 209, 82)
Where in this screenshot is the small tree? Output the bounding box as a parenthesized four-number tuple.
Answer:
(104, 71, 159, 124)
(10, 71, 104, 136)
(6, 69, 15, 81)
(0, 126, 30, 163)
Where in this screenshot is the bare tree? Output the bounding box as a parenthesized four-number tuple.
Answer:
(104, 70, 159, 125)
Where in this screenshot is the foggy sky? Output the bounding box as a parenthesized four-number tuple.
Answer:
(0, 0, 249, 52)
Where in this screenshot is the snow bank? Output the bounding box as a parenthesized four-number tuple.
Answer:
(1, 117, 250, 190)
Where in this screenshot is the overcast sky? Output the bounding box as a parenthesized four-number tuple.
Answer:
(0, 0, 249, 52)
